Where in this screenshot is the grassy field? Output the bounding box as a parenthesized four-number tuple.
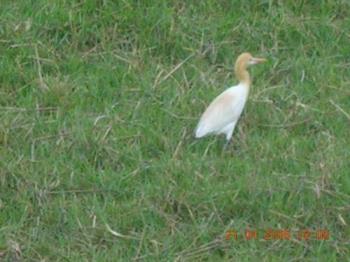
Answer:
(1, 0, 350, 260)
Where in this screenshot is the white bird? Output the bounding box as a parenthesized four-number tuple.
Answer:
(195, 52, 266, 148)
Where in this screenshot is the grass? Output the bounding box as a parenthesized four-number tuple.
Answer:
(1, 0, 350, 260)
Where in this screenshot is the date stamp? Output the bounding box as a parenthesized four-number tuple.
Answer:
(225, 229, 329, 241)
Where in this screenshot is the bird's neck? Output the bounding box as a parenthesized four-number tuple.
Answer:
(235, 64, 251, 87)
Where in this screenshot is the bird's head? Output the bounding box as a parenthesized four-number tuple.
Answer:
(236, 52, 267, 68)
(234, 52, 266, 84)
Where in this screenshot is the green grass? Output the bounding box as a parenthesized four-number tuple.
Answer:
(1, 0, 350, 260)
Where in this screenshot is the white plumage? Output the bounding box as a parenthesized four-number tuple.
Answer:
(195, 82, 249, 140)
(195, 52, 266, 147)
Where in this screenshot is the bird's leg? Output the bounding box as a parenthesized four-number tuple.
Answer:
(223, 139, 231, 150)
(222, 123, 236, 150)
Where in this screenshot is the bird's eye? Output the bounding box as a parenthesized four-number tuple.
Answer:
(248, 58, 254, 64)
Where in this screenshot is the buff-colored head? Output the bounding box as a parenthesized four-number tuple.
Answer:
(234, 52, 266, 84)
(236, 52, 266, 68)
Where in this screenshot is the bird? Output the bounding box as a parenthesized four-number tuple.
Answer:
(195, 52, 266, 148)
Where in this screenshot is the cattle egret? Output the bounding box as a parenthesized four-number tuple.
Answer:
(195, 52, 266, 148)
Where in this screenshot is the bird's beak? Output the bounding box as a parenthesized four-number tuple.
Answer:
(250, 57, 267, 65)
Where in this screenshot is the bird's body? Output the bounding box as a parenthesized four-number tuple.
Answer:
(195, 52, 266, 146)
(195, 82, 249, 140)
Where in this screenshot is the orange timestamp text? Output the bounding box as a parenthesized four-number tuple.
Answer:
(225, 229, 329, 241)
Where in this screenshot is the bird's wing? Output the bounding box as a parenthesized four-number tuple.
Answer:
(195, 88, 245, 137)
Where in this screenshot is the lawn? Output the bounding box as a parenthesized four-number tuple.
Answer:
(1, 0, 349, 260)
